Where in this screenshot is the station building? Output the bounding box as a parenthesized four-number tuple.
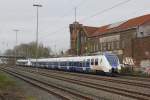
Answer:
(69, 14, 150, 67)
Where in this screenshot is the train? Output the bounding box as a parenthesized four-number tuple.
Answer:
(16, 52, 121, 74)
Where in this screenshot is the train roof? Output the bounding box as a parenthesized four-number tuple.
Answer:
(17, 59, 28, 62)
(17, 52, 117, 62)
(31, 55, 104, 62)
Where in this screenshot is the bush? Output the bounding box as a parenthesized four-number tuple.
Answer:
(120, 66, 133, 73)
(120, 66, 149, 77)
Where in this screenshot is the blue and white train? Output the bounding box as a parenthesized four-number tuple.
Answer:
(16, 53, 121, 74)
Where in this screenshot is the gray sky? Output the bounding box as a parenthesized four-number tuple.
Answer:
(0, 0, 150, 53)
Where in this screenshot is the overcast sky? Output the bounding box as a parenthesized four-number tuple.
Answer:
(0, 0, 150, 53)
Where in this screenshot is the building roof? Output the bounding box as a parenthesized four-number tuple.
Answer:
(83, 26, 99, 36)
(83, 14, 150, 37)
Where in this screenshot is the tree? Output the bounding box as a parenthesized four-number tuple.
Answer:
(4, 49, 14, 56)
(4, 42, 52, 58)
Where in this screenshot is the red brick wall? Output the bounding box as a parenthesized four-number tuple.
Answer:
(120, 29, 137, 58)
(133, 36, 150, 66)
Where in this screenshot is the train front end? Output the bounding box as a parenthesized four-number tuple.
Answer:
(104, 53, 121, 73)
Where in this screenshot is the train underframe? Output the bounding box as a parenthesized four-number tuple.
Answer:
(17, 64, 119, 76)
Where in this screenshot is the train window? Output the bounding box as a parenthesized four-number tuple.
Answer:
(55, 62, 57, 66)
(69, 62, 71, 66)
(73, 62, 75, 66)
(83, 61, 86, 67)
(91, 59, 94, 65)
(61, 62, 63, 66)
(95, 58, 98, 65)
(71, 62, 74, 66)
(75, 62, 77, 66)
(79, 62, 82, 67)
(75, 62, 78, 66)
(86, 61, 90, 67)
(65, 62, 67, 66)
(86, 59, 90, 66)
(105, 54, 119, 66)
(77, 62, 80, 67)
(63, 62, 66, 66)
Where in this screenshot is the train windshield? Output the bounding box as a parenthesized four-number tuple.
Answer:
(105, 54, 119, 68)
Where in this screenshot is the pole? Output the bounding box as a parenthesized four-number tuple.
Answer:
(33, 4, 42, 71)
(75, 7, 77, 22)
(54, 45, 57, 56)
(36, 6, 39, 67)
(14, 29, 19, 64)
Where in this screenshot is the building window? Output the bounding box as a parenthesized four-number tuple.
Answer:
(93, 43, 95, 52)
(114, 41, 118, 49)
(94, 42, 97, 51)
(96, 43, 99, 51)
(103, 42, 107, 51)
(91, 45, 93, 52)
(107, 42, 111, 50)
(111, 42, 114, 50)
(94, 43, 96, 52)
(92, 44, 94, 52)
(116, 41, 120, 49)
(98, 43, 100, 51)
(100, 43, 103, 51)
(98, 43, 101, 51)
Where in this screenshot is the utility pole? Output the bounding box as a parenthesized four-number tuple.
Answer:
(54, 45, 57, 56)
(33, 3, 42, 69)
(13, 29, 19, 63)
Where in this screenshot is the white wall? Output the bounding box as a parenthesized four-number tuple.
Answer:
(137, 22, 150, 37)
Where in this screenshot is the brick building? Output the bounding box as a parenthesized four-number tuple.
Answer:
(69, 14, 150, 66)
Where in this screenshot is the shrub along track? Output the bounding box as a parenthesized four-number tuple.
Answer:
(8, 66, 150, 100)
(0, 68, 93, 100)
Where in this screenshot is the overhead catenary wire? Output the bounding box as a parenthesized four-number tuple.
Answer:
(40, 25, 68, 40)
(39, 0, 85, 39)
(39, 29, 67, 43)
(39, 0, 132, 40)
(39, 0, 150, 52)
(79, 0, 132, 22)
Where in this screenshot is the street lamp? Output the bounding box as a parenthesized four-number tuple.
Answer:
(33, 3, 42, 70)
(13, 29, 19, 63)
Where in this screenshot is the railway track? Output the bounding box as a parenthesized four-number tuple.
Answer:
(16, 66, 150, 82)
(21, 67, 150, 89)
(117, 75, 150, 82)
(10, 66, 150, 100)
(0, 68, 93, 100)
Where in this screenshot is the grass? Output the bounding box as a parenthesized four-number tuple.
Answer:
(0, 71, 16, 90)
(26, 96, 36, 100)
(0, 71, 37, 100)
